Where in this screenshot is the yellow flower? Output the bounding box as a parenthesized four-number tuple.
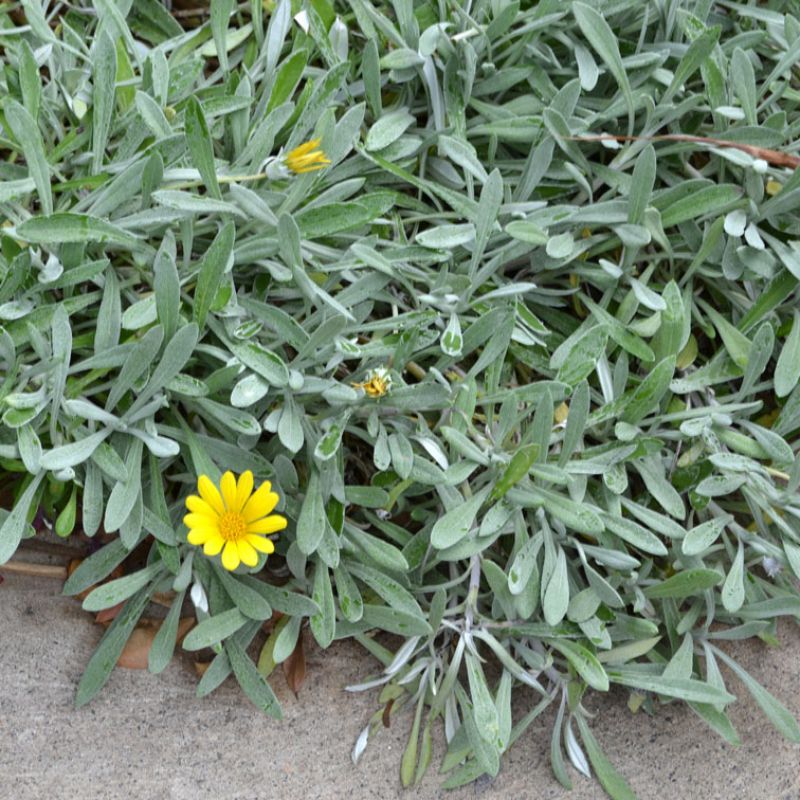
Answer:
(352, 367, 392, 398)
(766, 178, 782, 196)
(184, 471, 287, 571)
(554, 401, 569, 425)
(284, 138, 331, 174)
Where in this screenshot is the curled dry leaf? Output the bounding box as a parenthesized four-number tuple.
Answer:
(282, 631, 306, 696)
(261, 609, 285, 634)
(95, 602, 125, 624)
(382, 698, 395, 729)
(194, 661, 212, 678)
(117, 617, 195, 670)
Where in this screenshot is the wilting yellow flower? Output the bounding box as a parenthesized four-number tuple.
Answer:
(284, 138, 330, 174)
(352, 366, 392, 398)
(554, 401, 569, 425)
(184, 471, 286, 571)
(766, 179, 782, 196)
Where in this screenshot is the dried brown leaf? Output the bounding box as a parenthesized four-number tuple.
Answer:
(117, 620, 160, 669)
(382, 698, 395, 729)
(95, 602, 125, 624)
(194, 660, 211, 677)
(117, 617, 195, 670)
(282, 631, 306, 696)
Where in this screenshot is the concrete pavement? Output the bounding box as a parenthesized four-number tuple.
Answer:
(1, 570, 799, 800)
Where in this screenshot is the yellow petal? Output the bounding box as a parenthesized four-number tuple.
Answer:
(247, 534, 276, 554)
(242, 481, 277, 521)
(198, 475, 225, 515)
(187, 529, 210, 545)
(220, 471, 238, 511)
(183, 513, 218, 531)
(247, 515, 287, 535)
(236, 470, 254, 511)
(186, 495, 218, 517)
(290, 138, 321, 157)
(236, 539, 259, 567)
(204, 534, 224, 556)
(221, 540, 240, 571)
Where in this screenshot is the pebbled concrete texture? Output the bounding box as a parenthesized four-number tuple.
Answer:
(1, 570, 799, 800)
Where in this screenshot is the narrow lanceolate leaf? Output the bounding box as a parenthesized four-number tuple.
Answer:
(430, 487, 491, 549)
(63, 539, 131, 596)
(182, 608, 248, 650)
(297, 471, 326, 555)
(523, 485, 604, 536)
(135, 91, 173, 138)
(581, 296, 655, 362)
(184, 96, 222, 199)
(210, 0, 235, 73)
(193, 221, 235, 328)
(4, 99, 52, 214)
(721, 543, 745, 613)
(682, 516, 729, 556)
(466, 653, 501, 745)
(82, 562, 164, 611)
(711, 647, 800, 743)
(575, 715, 637, 800)
(17, 214, 141, 247)
(602, 514, 668, 556)
(620, 357, 675, 425)
(663, 26, 720, 104)
(128, 323, 199, 414)
(547, 639, 609, 691)
(148, 590, 187, 674)
(76, 586, 153, 707)
(703, 304, 752, 369)
(572, 3, 634, 133)
(491, 444, 539, 501)
(213, 564, 273, 620)
(309, 561, 335, 648)
(660, 185, 740, 228)
(607, 670, 736, 705)
(644, 569, 723, 599)
(39, 430, 111, 471)
(0, 472, 45, 564)
(628, 145, 656, 224)
(226, 638, 282, 718)
(92, 30, 117, 173)
(543, 549, 570, 626)
(775, 309, 800, 397)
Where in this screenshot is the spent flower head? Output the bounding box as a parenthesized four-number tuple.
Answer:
(184, 471, 286, 571)
(352, 366, 392, 398)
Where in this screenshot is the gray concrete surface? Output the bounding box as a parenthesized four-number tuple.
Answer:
(1, 569, 799, 800)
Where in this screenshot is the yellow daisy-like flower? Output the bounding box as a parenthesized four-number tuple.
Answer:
(352, 366, 392, 398)
(284, 138, 331, 174)
(184, 471, 287, 572)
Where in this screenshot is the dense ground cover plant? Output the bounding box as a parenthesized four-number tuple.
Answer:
(2, 0, 800, 795)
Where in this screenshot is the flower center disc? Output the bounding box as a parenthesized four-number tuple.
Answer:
(219, 511, 247, 542)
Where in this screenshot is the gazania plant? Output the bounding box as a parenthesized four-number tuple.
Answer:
(2, 1, 800, 798)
